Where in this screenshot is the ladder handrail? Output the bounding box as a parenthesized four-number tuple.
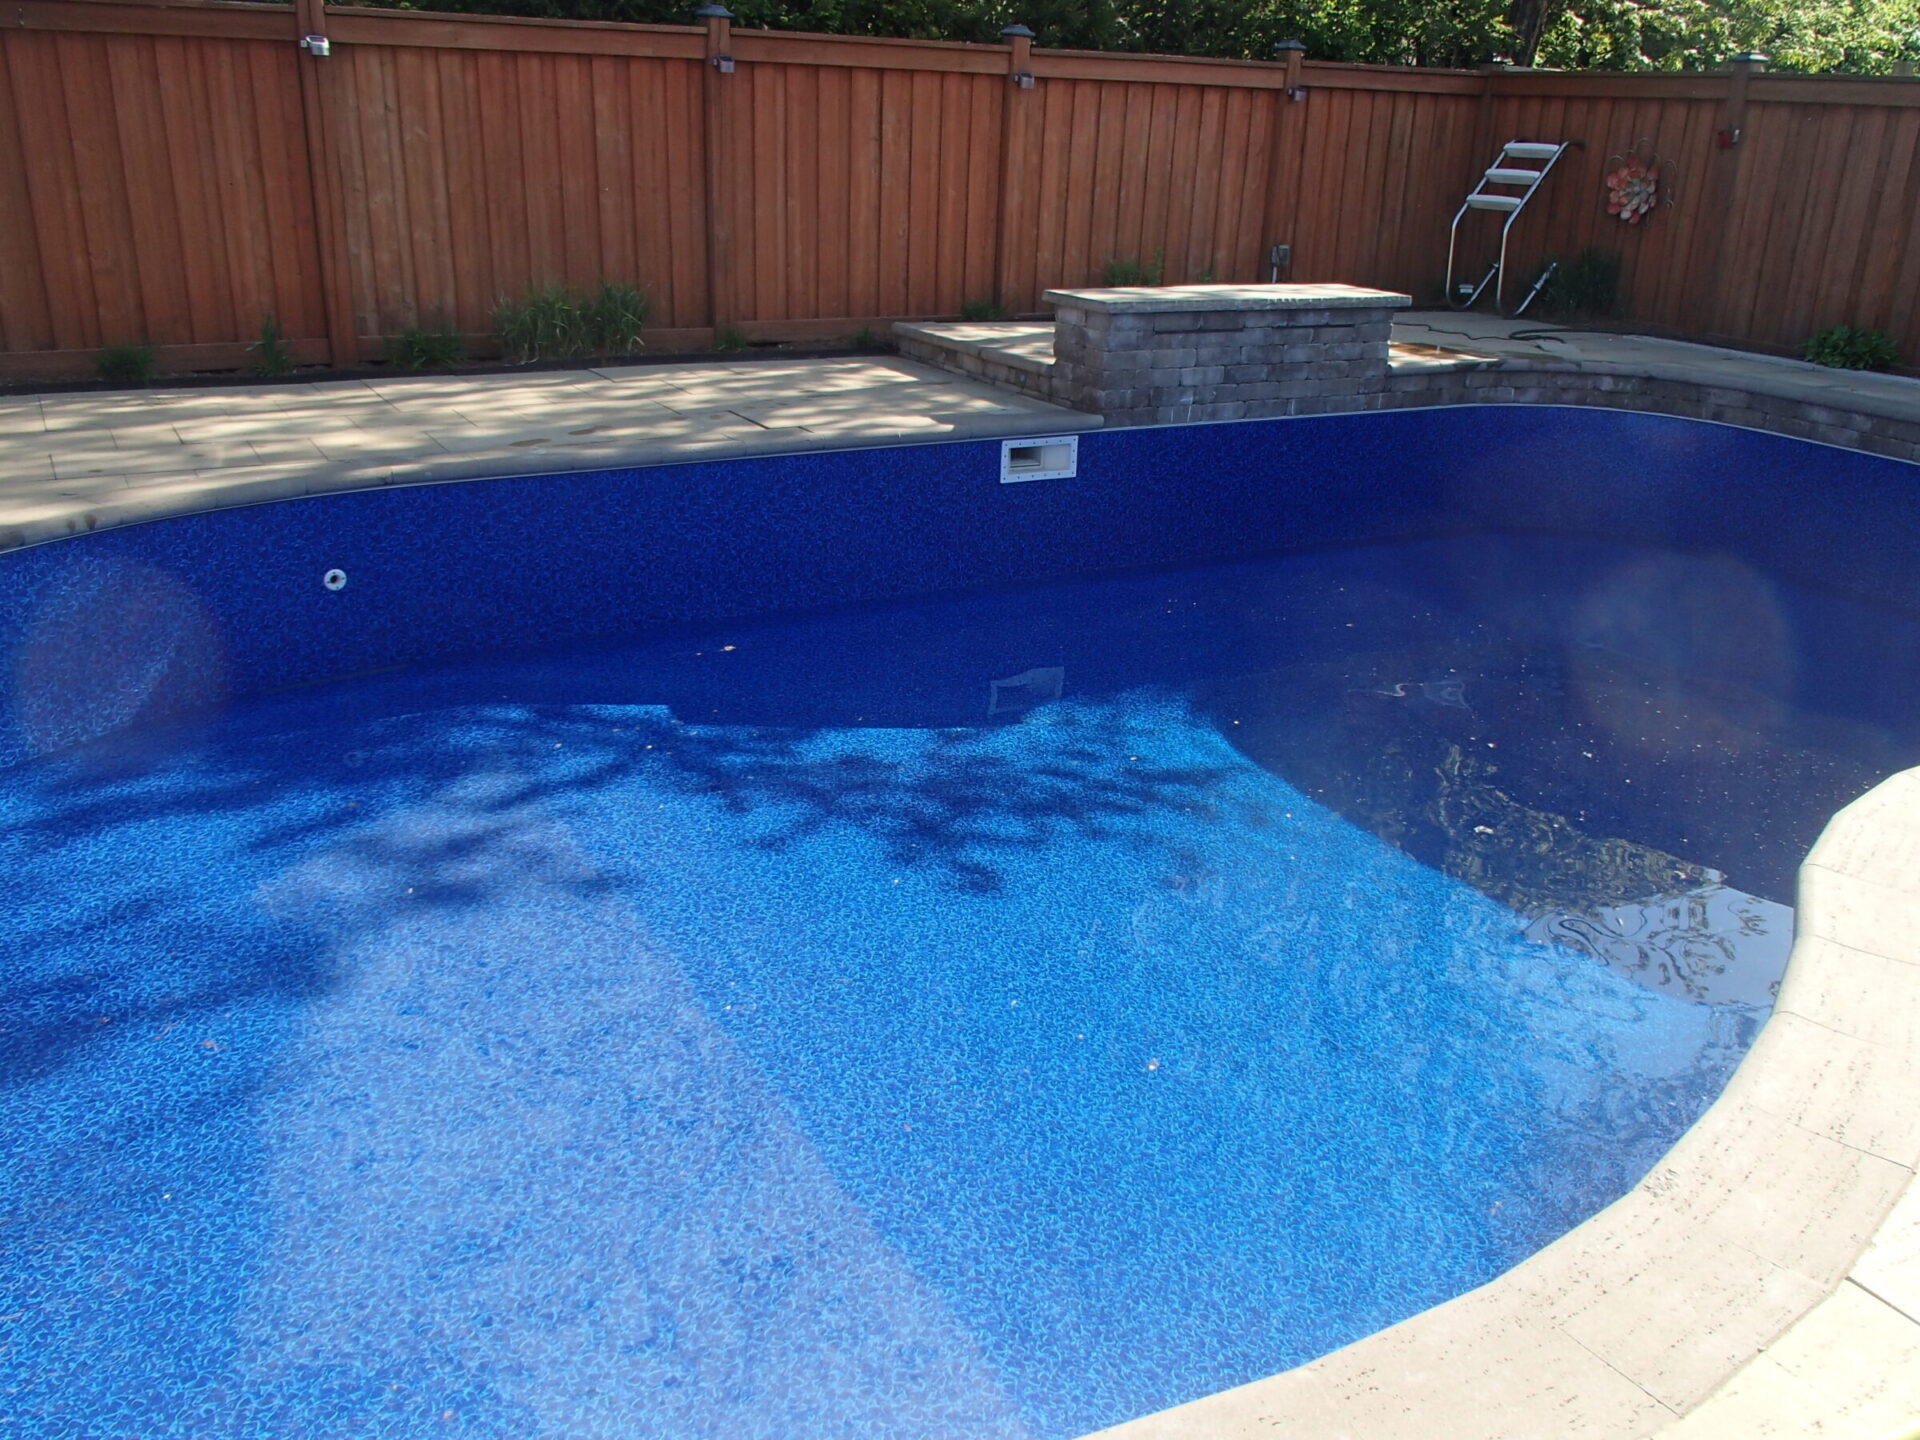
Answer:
(1445, 140, 1580, 315)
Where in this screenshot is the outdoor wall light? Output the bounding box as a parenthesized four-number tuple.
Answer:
(1001, 25, 1035, 88)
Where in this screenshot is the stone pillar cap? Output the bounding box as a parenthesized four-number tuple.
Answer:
(1042, 282, 1413, 312)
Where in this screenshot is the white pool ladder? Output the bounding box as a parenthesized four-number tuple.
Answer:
(1445, 140, 1577, 315)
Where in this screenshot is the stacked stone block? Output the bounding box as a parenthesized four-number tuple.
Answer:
(1043, 284, 1413, 426)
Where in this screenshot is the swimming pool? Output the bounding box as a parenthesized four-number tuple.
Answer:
(3, 408, 1917, 1437)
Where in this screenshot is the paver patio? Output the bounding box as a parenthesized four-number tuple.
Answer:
(0, 354, 1098, 553)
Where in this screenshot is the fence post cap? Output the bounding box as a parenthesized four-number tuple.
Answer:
(1273, 38, 1306, 52)
(999, 23, 1035, 38)
(1730, 51, 1768, 66)
(695, 5, 735, 17)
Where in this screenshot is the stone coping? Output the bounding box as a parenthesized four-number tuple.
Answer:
(1398, 313, 1920, 427)
(1088, 765, 1920, 1439)
(1377, 368, 1920, 464)
(1041, 283, 1415, 313)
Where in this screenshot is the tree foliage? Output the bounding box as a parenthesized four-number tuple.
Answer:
(1538, 0, 1920, 71)
(357, 0, 1920, 71)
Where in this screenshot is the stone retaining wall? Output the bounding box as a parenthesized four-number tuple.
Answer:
(891, 287, 1920, 469)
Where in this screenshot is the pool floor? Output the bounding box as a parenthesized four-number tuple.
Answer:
(5, 533, 1915, 1438)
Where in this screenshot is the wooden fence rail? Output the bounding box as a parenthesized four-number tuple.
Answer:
(6, 0, 1920, 376)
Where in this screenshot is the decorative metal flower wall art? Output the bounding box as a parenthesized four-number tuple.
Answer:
(1604, 140, 1676, 225)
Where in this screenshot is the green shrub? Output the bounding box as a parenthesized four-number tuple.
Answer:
(252, 314, 296, 376)
(1540, 247, 1622, 318)
(385, 324, 468, 370)
(580, 281, 649, 357)
(959, 297, 1008, 321)
(494, 285, 582, 364)
(1102, 250, 1166, 287)
(494, 282, 651, 364)
(715, 323, 749, 352)
(97, 342, 155, 385)
(1804, 324, 1900, 371)
(851, 325, 883, 349)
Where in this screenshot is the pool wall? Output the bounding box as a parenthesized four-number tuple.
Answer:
(3, 405, 1919, 772)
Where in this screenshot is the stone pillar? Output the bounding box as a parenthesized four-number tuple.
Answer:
(1044, 283, 1412, 426)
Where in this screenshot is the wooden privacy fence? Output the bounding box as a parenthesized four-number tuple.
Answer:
(6, 0, 1920, 375)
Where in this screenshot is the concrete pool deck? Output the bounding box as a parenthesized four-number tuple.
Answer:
(2, 321, 1920, 1436)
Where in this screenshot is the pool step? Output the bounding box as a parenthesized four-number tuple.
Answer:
(892, 321, 1061, 403)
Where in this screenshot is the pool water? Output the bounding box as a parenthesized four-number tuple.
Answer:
(4, 533, 1916, 1439)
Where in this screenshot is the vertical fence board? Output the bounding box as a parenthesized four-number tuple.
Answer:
(1856, 112, 1920, 335)
(1799, 106, 1883, 337)
(933, 72, 969, 311)
(253, 41, 323, 340)
(1887, 156, 1920, 346)
(1376, 92, 1418, 290)
(900, 69, 936, 314)
(152, 35, 230, 344)
(104, 37, 191, 346)
(1112, 84, 1149, 267)
(1166, 87, 1205, 283)
(0, 39, 55, 352)
(15, 33, 105, 350)
(1740, 102, 1819, 344)
(360, 47, 415, 331)
(439, 51, 492, 330)
(815, 67, 852, 319)
(57, 33, 142, 346)
(670, 59, 711, 327)
(1639, 99, 1708, 327)
(963, 75, 999, 306)
(790, 66, 822, 319)
(590, 56, 635, 304)
(1235, 93, 1275, 282)
(401, 46, 459, 326)
(846, 66, 881, 318)
(523, 56, 567, 289)
(1026, 78, 1069, 301)
(877, 69, 910, 315)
